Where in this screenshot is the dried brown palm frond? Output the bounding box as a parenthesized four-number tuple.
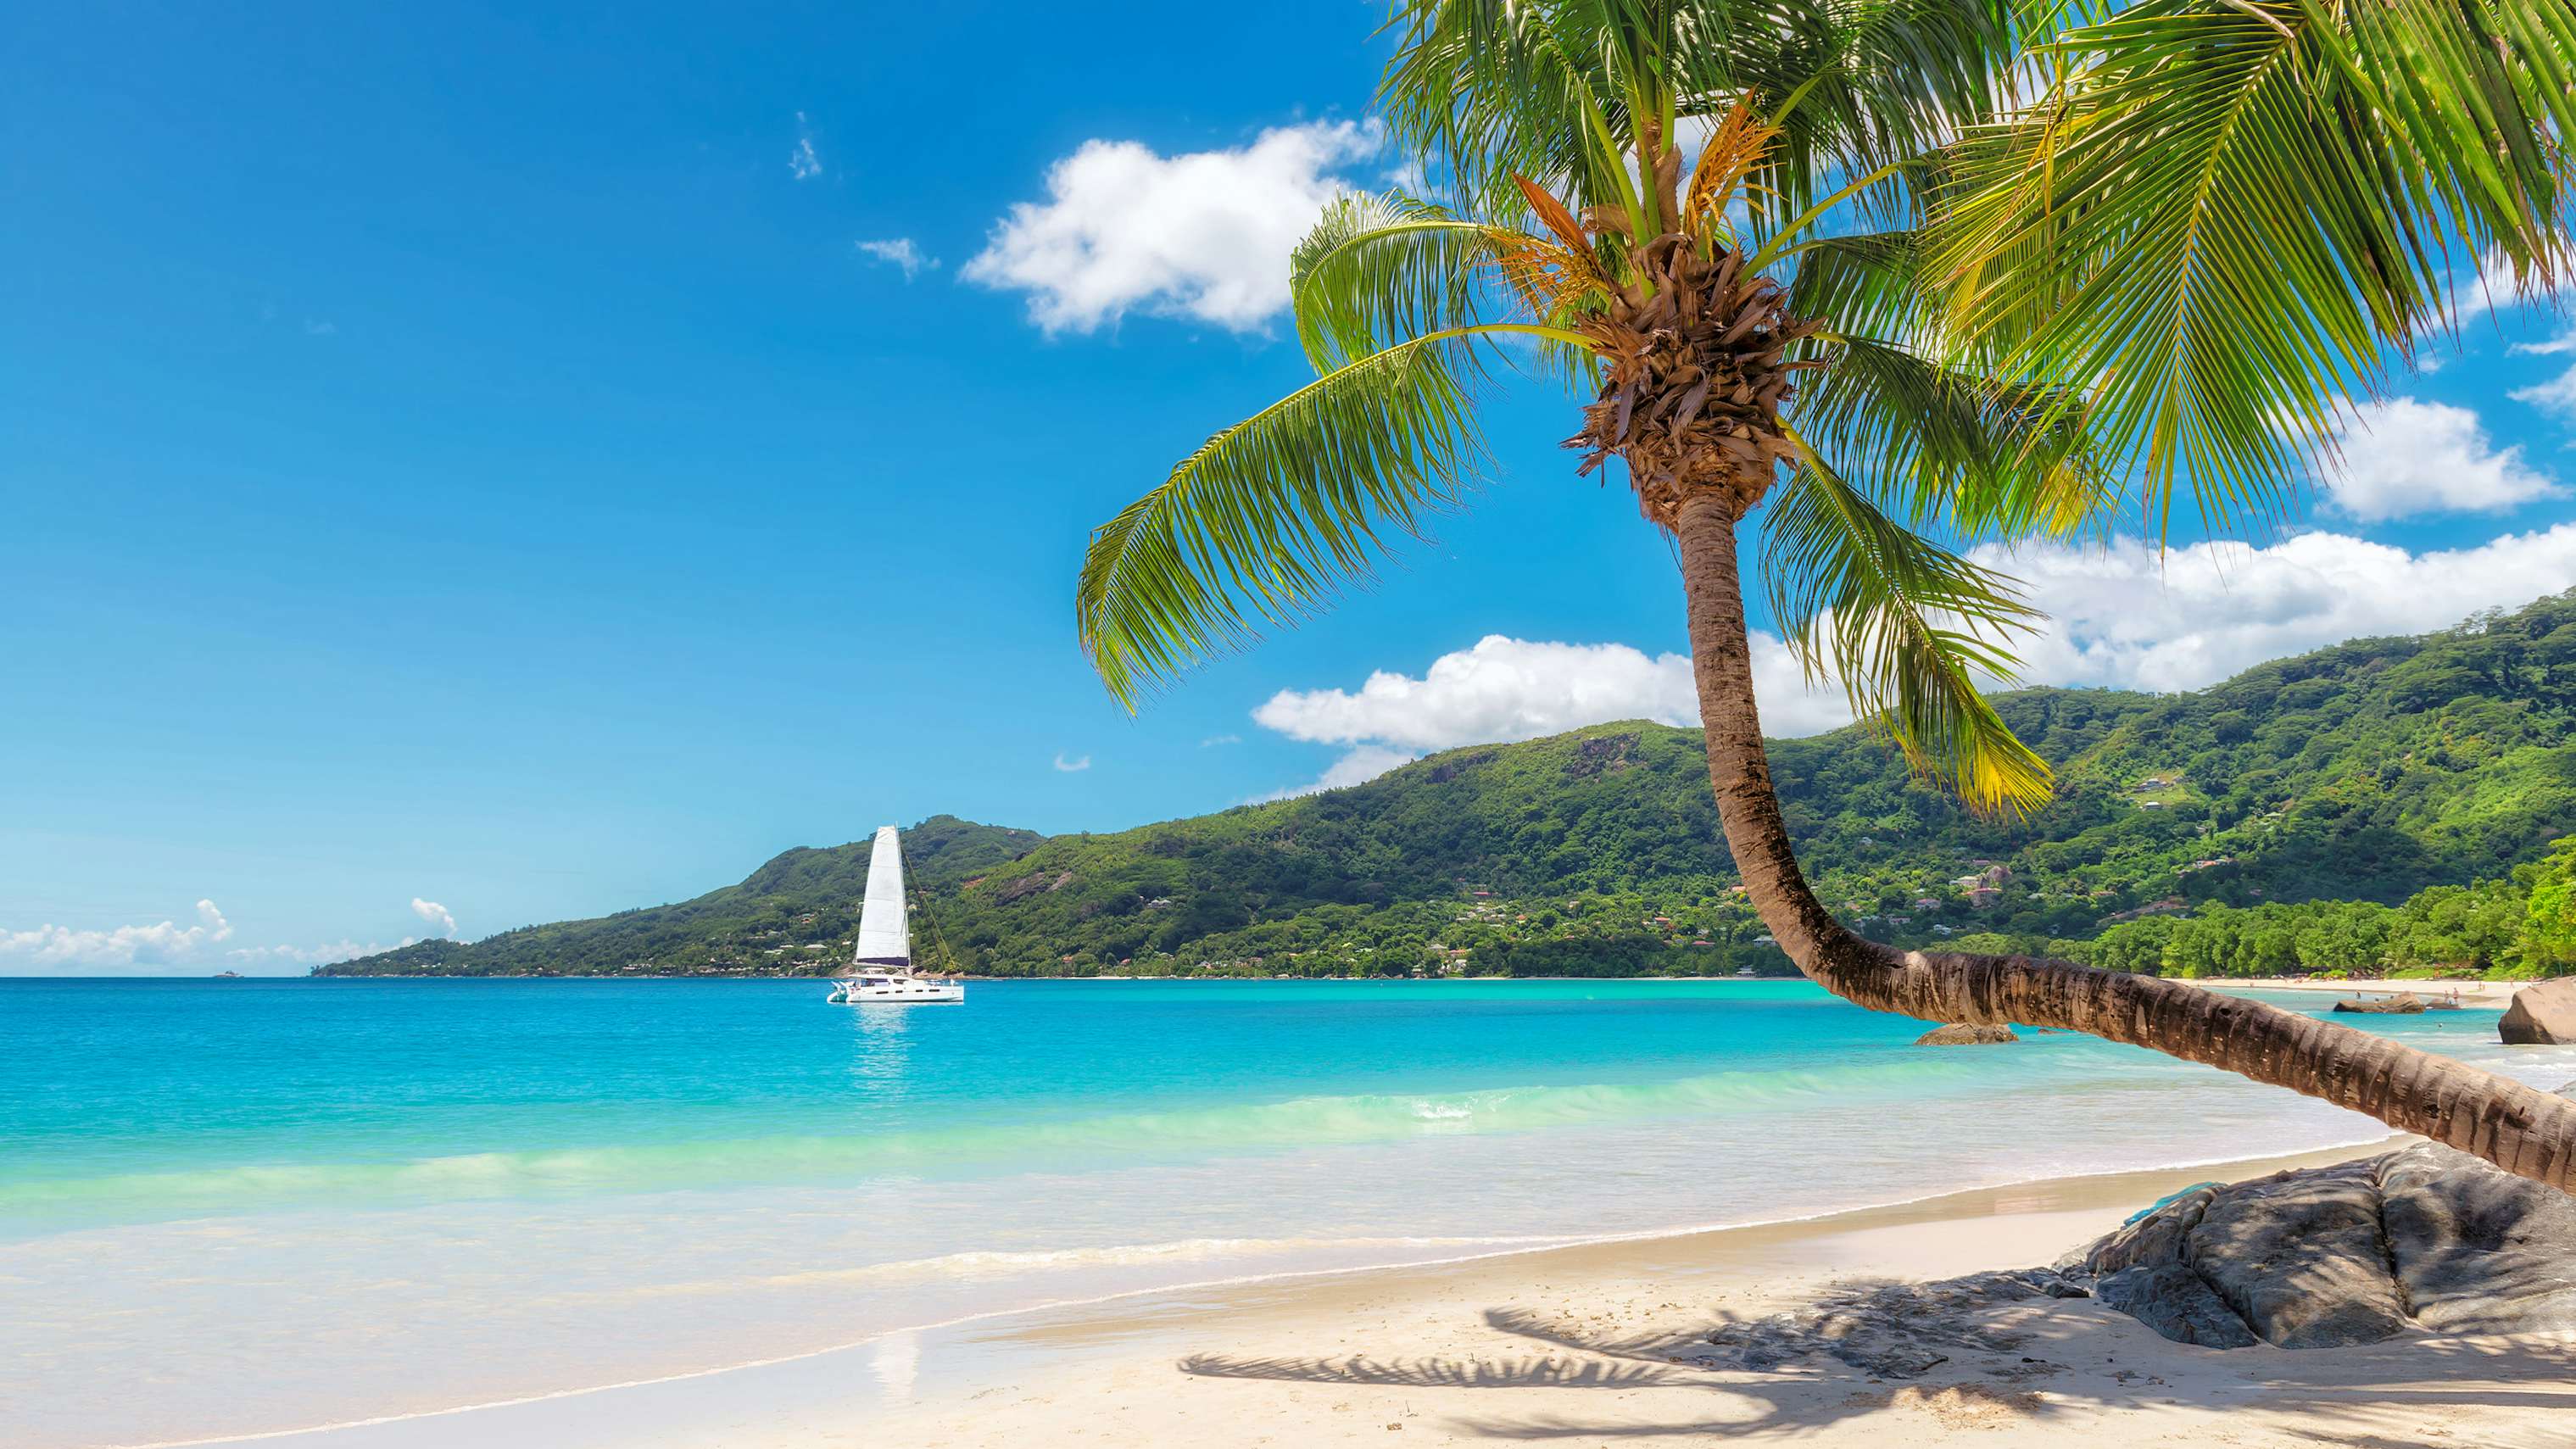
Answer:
(1564, 231, 1825, 529)
(1680, 97, 1781, 243)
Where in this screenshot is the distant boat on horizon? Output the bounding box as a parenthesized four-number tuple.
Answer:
(828, 826, 963, 1006)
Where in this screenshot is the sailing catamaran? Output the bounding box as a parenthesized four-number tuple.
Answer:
(827, 826, 965, 1004)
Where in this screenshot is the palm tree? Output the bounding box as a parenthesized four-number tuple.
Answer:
(1076, 0, 2576, 1189)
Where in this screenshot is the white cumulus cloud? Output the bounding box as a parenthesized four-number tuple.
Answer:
(1251, 634, 1851, 794)
(0, 899, 232, 969)
(1053, 751, 1092, 772)
(1247, 522, 2576, 794)
(410, 898, 457, 936)
(856, 237, 935, 280)
(964, 120, 1380, 333)
(1976, 527, 2576, 694)
(2318, 398, 2559, 521)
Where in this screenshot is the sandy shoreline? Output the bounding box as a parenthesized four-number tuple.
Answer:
(238, 1134, 2576, 1449)
(2200, 976, 2516, 1005)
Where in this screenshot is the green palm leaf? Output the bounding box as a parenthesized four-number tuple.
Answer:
(1761, 442, 2053, 816)
(1079, 325, 1579, 708)
(1288, 192, 1547, 371)
(1794, 332, 2112, 542)
(1380, 0, 1639, 227)
(1781, 229, 1927, 347)
(1934, 0, 2576, 532)
(1692, 0, 2035, 237)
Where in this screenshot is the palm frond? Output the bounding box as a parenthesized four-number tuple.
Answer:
(1762, 443, 2054, 816)
(1379, 0, 1640, 226)
(1794, 332, 2114, 542)
(1290, 192, 1546, 371)
(1671, 0, 2041, 237)
(1678, 95, 1781, 245)
(1781, 229, 1927, 357)
(1933, 0, 2576, 534)
(1080, 326, 1571, 708)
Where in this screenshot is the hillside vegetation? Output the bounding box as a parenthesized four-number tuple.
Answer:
(321, 591, 2576, 980)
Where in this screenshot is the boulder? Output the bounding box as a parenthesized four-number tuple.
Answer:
(2072, 1087, 2576, 1348)
(2378, 1140, 2576, 1333)
(2093, 1262, 2256, 1348)
(2331, 993, 2424, 1014)
(2499, 977, 2576, 1045)
(1915, 1023, 2019, 1045)
(2186, 1160, 2409, 1347)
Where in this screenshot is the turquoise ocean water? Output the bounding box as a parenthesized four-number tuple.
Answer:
(7, 977, 2571, 1446)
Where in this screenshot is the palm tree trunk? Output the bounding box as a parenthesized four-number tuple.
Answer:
(1672, 493, 2576, 1192)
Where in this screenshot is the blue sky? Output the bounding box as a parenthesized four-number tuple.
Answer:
(9, 1, 2576, 971)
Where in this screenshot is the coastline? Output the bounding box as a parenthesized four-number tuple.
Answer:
(28, 977, 2562, 1449)
(219, 1132, 2576, 1449)
(2196, 975, 2516, 1005)
(278, 973, 2528, 1000)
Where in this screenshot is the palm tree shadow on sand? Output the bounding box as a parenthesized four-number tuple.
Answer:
(1175, 1270, 2576, 1446)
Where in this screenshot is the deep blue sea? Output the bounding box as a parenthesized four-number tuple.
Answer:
(7, 977, 2569, 1447)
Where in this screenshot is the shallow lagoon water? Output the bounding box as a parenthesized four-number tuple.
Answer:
(7, 977, 2569, 1447)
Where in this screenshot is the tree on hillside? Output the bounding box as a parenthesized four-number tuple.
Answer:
(1076, 0, 2576, 1190)
(2521, 838, 2576, 973)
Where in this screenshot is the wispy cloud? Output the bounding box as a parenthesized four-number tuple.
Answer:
(1248, 744, 1419, 802)
(789, 112, 822, 181)
(227, 937, 414, 967)
(2426, 248, 2573, 337)
(2514, 360, 2576, 423)
(303, 319, 337, 337)
(1200, 733, 1242, 747)
(856, 237, 936, 281)
(1053, 751, 1092, 772)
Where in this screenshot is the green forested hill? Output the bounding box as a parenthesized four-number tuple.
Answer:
(321, 590, 2576, 979)
(332, 815, 1044, 976)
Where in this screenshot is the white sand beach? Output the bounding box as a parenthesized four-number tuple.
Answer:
(243, 1139, 2576, 1449)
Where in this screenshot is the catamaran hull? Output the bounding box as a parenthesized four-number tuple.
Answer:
(828, 979, 965, 1005)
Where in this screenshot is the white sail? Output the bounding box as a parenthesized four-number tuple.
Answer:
(852, 825, 911, 966)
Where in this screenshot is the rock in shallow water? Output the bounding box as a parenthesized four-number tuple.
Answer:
(2074, 1086, 2576, 1348)
(2499, 977, 2576, 1045)
(1914, 1023, 2018, 1045)
(2330, 993, 2424, 1014)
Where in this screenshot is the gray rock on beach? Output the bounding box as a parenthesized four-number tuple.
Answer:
(1914, 1023, 2019, 1045)
(2074, 1084, 2576, 1348)
(2499, 976, 2576, 1045)
(2329, 992, 2424, 1014)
